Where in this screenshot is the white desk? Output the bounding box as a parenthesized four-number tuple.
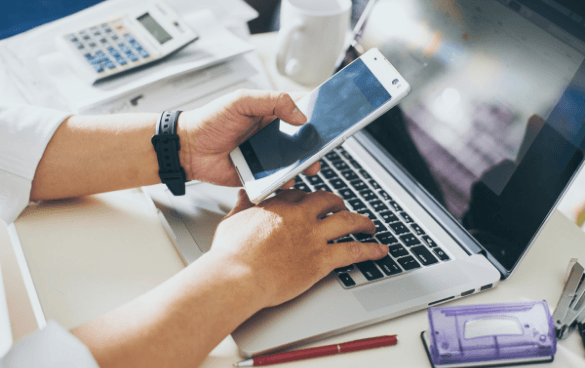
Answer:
(8, 33, 585, 367)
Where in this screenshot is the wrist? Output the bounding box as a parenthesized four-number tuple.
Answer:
(176, 111, 194, 181)
(202, 250, 271, 310)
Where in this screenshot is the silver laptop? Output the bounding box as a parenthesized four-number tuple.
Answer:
(144, 0, 585, 357)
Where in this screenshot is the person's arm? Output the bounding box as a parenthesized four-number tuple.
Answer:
(72, 189, 388, 368)
(27, 89, 387, 367)
(30, 90, 317, 200)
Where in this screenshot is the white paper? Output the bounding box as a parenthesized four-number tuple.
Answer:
(38, 10, 254, 112)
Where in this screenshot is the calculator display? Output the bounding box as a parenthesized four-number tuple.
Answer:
(137, 13, 172, 44)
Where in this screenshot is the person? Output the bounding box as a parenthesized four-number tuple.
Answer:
(0, 90, 388, 367)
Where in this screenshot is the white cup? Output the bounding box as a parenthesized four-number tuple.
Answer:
(276, 0, 351, 86)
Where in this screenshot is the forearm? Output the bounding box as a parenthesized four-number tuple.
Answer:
(30, 112, 198, 200)
(72, 251, 266, 368)
(30, 113, 161, 200)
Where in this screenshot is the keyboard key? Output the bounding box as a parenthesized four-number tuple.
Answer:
(411, 223, 425, 236)
(334, 264, 354, 273)
(305, 175, 323, 185)
(333, 161, 349, 171)
(389, 201, 403, 212)
(421, 235, 438, 248)
(338, 188, 356, 200)
(349, 160, 362, 169)
(356, 261, 384, 280)
(335, 237, 353, 243)
(378, 190, 392, 201)
(341, 170, 359, 181)
(325, 151, 341, 161)
(379, 211, 399, 223)
(294, 176, 304, 183)
(433, 247, 451, 261)
(376, 232, 399, 245)
(360, 189, 379, 202)
(319, 159, 329, 168)
(350, 179, 368, 191)
(370, 201, 389, 212)
(293, 183, 311, 192)
(373, 220, 387, 233)
(359, 169, 371, 179)
(321, 168, 338, 179)
(328, 178, 347, 189)
(338, 273, 356, 287)
(338, 149, 353, 160)
(353, 232, 375, 242)
(400, 233, 421, 247)
(314, 184, 333, 192)
(368, 179, 380, 190)
(348, 198, 366, 211)
(389, 222, 409, 235)
(388, 244, 409, 258)
(411, 246, 439, 266)
(375, 256, 403, 276)
(400, 212, 414, 223)
(357, 209, 376, 220)
(397, 256, 421, 270)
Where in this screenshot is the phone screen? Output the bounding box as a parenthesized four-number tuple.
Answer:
(239, 58, 391, 181)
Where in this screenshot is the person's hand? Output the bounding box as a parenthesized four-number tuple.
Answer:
(209, 189, 389, 307)
(177, 89, 320, 188)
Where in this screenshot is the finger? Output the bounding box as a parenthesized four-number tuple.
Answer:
(300, 191, 346, 219)
(289, 91, 307, 102)
(326, 241, 389, 271)
(318, 210, 375, 240)
(272, 188, 307, 203)
(301, 161, 321, 177)
(232, 90, 307, 126)
(279, 178, 296, 190)
(224, 189, 254, 219)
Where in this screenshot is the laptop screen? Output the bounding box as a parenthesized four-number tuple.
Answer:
(357, 0, 585, 273)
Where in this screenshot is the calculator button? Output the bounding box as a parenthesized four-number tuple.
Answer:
(73, 41, 84, 50)
(118, 43, 138, 62)
(90, 27, 101, 36)
(79, 31, 90, 40)
(88, 42, 97, 48)
(107, 47, 127, 65)
(84, 54, 104, 73)
(67, 34, 77, 42)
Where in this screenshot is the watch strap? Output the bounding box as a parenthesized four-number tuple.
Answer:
(151, 111, 186, 196)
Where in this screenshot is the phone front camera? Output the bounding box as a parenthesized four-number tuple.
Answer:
(392, 79, 399, 85)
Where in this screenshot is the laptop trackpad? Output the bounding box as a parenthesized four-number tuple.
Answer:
(168, 183, 240, 255)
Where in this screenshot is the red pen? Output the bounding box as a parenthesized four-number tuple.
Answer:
(233, 335, 398, 367)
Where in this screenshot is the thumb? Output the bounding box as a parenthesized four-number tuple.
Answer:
(225, 189, 254, 218)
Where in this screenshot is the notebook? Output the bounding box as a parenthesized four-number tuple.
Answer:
(144, 0, 585, 356)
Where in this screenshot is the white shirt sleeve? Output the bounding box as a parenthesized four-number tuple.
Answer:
(1, 320, 99, 368)
(0, 104, 71, 224)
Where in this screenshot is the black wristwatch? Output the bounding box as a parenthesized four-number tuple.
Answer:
(151, 111, 187, 196)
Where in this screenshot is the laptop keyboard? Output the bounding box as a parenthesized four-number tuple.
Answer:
(292, 146, 451, 289)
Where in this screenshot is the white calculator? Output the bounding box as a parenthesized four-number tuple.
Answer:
(56, 2, 198, 84)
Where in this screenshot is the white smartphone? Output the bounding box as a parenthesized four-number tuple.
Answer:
(230, 48, 411, 203)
